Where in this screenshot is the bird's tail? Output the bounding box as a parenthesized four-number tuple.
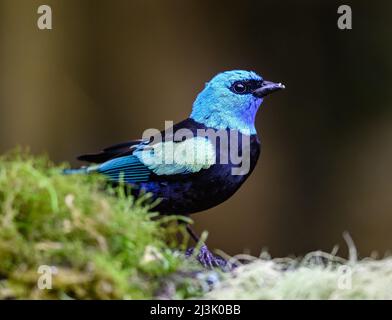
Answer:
(63, 165, 99, 175)
(63, 164, 100, 175)
(62, 167, 89, 175)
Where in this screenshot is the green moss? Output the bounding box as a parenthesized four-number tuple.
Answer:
(0, 150, 207, 299)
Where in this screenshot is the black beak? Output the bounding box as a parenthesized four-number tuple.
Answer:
(253, 80, 285, 98)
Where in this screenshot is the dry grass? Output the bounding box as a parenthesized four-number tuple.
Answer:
(205, 241, 392, 300)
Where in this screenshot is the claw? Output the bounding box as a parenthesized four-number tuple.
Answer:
(186, 245, 233, 270)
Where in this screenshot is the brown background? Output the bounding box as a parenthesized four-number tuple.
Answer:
(1, 0, 392, 257)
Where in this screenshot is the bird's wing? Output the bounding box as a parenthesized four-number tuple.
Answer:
(96, 136, 216, 183)
(77, 139, 148, 163)
(77, 118, 204, 164)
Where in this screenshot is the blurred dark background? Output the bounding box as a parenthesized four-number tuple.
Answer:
(1, 0, 391, 257)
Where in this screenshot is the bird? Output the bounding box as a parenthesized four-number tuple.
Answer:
(65, 70, 285, 268)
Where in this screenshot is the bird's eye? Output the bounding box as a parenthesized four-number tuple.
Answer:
(232, 82, 247, 94)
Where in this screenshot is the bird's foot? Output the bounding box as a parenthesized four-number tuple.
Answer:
(186, 245, 231, 270)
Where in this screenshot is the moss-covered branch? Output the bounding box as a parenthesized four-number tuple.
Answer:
(0, 150, 210, 299)
(1, 150, 391, 300)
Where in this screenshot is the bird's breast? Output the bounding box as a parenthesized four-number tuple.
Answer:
(148, 130, 261, 214)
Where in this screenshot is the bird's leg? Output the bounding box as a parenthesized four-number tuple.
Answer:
(186, 224, 200, 242)
(184, 223, 229, 270)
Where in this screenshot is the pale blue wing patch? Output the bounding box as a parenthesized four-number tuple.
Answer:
(135, 137, 216, 175)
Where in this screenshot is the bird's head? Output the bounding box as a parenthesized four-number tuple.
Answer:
(190, 70, 285, 134)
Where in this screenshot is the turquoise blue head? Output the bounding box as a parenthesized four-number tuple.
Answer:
(190, 70, 285, 134)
